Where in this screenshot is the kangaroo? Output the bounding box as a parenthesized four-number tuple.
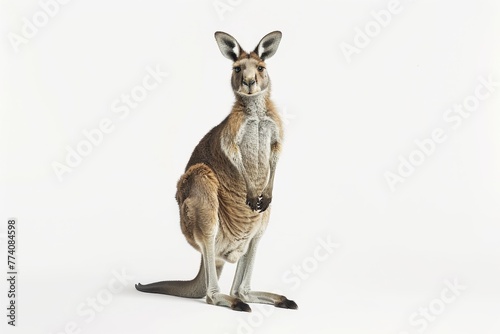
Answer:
(135, 31, 297, 312)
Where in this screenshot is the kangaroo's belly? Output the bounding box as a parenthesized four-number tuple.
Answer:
(213, 180, 263, 263)
(215, 220, 262, 263)
(215, 231, 256, 263)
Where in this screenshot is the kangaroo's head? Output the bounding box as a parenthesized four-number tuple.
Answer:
(215, 31, 282, 97)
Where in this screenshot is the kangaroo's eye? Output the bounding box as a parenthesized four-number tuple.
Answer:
(257, 66, 264, 72)
(233, 66, 241, 73)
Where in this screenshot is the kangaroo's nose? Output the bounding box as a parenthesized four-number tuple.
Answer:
(242, 78, 256, 86)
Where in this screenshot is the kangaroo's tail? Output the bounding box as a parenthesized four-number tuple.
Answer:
(135, 258, 206, 298)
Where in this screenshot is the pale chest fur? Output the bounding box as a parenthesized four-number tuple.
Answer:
(236, 103, 279, 192)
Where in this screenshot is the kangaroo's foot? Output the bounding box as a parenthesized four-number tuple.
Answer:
(206, 291, 252, 312)
(233, 290, 298, 309)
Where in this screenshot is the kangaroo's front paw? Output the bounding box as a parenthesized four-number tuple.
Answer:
(246, 195, 261, 211)
(258, 195, 272, 212)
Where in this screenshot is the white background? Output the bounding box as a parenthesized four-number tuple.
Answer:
(1, 0, 500, 333)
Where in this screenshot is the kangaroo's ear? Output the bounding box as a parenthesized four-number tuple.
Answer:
(215, 31, 242, 61)
(254, 31, 282, 60)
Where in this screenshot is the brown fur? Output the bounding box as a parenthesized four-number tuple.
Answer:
(179, 95, 282, 262)
(136, 31, 297, 312)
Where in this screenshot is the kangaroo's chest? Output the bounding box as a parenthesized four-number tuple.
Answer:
(238, 115, 277, 177)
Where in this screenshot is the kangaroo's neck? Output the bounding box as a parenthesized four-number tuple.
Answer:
(235, 91, 270, 117)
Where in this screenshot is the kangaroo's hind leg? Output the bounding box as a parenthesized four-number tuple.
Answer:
(179, 163, 251, 312)
(230, 209, 298, 309)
